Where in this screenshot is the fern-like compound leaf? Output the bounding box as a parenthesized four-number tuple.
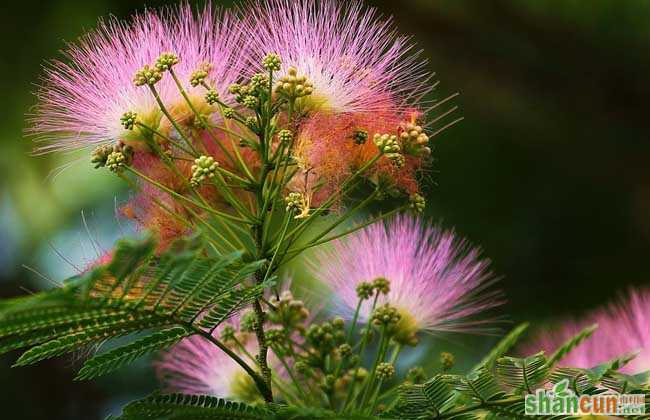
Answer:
(75, 326, 192, 380)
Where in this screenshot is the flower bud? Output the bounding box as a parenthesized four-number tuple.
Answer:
(376, 362, 395, 380)
(371, 304, 401, 327)
(205, 89, 219, 105)
(91, 145, 113, 169)
(155, 52, 179, 72)
(355, 282, 374, 300)
(278, 129, 293, 144)
(285, 192, 309, 218)
(120, 111, 137, 130)
(352, 129, 368, 145)
(223, 107, 235, 119)
(262, 53, 282, 71)
(373, 133, 403, 167)
(133, 65, 162, 86)
(440, 351, 455, 371)
(409, 193, 425, 214)
(190, 155, 219, 187)
(372, 277, 390, 295)
(190, 64, 210, 87)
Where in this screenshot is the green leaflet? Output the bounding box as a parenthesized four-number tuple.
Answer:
(545, 323, 597, 368)
(115, 393, 272, 420)
(495, 352, 549, 394)
(471, 322, 529, 372)
(75, 326, 192, 380)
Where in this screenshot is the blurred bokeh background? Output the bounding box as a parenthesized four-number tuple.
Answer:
(1, 0, 649, 418)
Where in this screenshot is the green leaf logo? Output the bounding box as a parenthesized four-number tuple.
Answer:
(553, 379, 570, 397)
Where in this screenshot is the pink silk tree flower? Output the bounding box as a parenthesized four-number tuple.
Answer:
(241, 0, 432, 116)
(309, 215, 502, 345)
(29, 3, 245, 154)
(156, 320, 265, 403)
(521, 288, 650, 374)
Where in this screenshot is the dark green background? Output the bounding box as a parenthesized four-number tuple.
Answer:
(1, 1, 649, 418)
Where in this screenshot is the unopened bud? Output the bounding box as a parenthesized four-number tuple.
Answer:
(190, 155, 219, 187)
(155, 52, 179, 72)
(134, 65, 162, 86)
(262, 53, 282, 71)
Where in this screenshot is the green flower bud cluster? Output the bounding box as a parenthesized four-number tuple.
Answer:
(440, 351, 455, 371)
(267, 290, 310, 330)
(92, 142, 133, 173)
(190, 155, 219, 187)
(265, 328, 287, 347)
(262, 53, 282, 71)
(106, 151, 128, 173)
(337, 343, 352, 358)
(372, 277, 390, 295)
(278, 129, 293, 144)
(371, 304, 401, 327)
(400, 122, 431, 157)
(91, 145, 114, 169)
(190, 63, 211, 87)
(228, 83, 256, 109)
(376, 362, 395, 380)
(242, 95, 258, 109)
(244, 117, 257, 131)
(409, 193, 426, 214)
(373, 133, 404, 168)
(406, 366, 426, 384)
(352, 129, 368, 145)
(120, 111, 138, 130)
(223, 107, 236, 119)
(356, 282, 374, 300)
(155, 52, 179, 72)
(205, 89, 219, 105)
(305, 319, 346, 355)
(250, 73, 270, 91)
(285, 192, 308, 218)
(275, 67, 314, 99)
(133, 65, 162, 86)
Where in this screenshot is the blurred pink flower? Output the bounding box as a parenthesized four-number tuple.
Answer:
(521, 288, 650, 374)
(241, 0, 432, 115)
(309, 215, 502, 340)
(156, 319, 262, 401)
(29, 3, 245, 154)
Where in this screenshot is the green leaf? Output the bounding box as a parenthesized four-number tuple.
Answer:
(388, 375, 455, 419)
(545, 323, 597, 368)
(13, 314, 169, 366)
(75, 326, 191, 380)
(2, 235, 267, 378)
(115, 393, 272, 420)
(452, 368, 506, 403)
(472, 322, 529, 372)
(495, 352, 549, 394)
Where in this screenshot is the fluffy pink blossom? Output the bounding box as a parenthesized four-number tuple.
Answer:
(521, 288, 650, 374)
(156, 320, 262, 401)
(29, 3, 245, 154)
(309, 215, 502, 339)
(241, 0, 432, 115)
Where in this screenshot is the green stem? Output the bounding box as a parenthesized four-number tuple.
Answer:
(136, 122, 196, 156)
(359, 325, 390, 410)
(168, 69, 238, 166)
(148, 85, 198, 155)
(125, 166, 252, 225)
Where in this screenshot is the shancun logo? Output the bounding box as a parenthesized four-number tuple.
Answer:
(525, 379, 645, 416)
